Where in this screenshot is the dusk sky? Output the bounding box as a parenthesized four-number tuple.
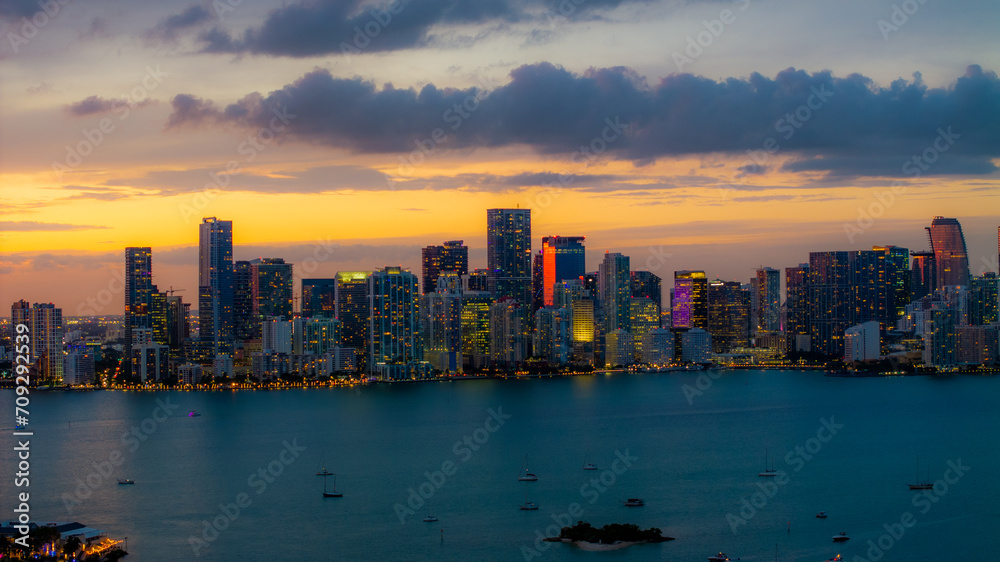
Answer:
(2, 0, 999, 316)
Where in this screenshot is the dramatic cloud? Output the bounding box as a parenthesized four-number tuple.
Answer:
(192, 0, 647, 57)
(168, 63, 1000, 177)
(149, 5, 211, 41)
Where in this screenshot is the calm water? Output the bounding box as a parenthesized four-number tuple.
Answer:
(2, 371, 999, 561)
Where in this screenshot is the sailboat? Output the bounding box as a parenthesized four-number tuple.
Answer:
(519, 482, 538, 510)
(322, 473, 343, 498)
(517, 455, 538, 481)
(316, 453, 333, 476)
(758, 449, 778, 477)
(583, 449, 598, 471)
(907, 455, 933, 490)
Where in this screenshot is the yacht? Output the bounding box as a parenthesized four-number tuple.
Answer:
(517, 455, 538, 481)
(832, 532, 850, 542)
(623, 498, 644, 507)
(707, 553, 731, 561)
(117, 479, 134, 485)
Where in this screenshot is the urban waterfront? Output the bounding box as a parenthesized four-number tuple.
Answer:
(3, 370, 998, 561)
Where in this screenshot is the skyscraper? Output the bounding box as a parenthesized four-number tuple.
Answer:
(809, 252, 852, 357)
(368, 266, 422, 379)
(599, 252, 631, 334)
(969, 273, 999, 325)
(199, 217, 234, 356)
(532, 249, 544, 313)
(672, 270, 708, 330)
(630, 271, 662, 315)
(542, 236, 586, 306)
(125, 247, 154, 376)
(421, 240, 469, 294)
(708, 279, 749, 353)
(251, 258, 294, 324)
(910, 251, 936, 301)
(302, 278, 337, 318)
(926, 216, 970, 288)
(754, 267, 780, 332)
(785, 264, 810, 351)
(335, 271, 372, 370)
(233, 260, 254, 342)
(486, 208, 531, 304)
(11, 301, 64, 384)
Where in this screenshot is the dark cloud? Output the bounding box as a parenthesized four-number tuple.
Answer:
(189, 0, 646, 57)
(168, 63, 1000, 177)
(0, 0, 38, 20)
(0, 221, 110, 232)
(149, 5, 211, 41)
(65, 95, 155, 116)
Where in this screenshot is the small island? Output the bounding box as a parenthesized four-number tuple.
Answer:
(544, 521, 674, 551)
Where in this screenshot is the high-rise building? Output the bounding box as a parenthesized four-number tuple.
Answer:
(969, 273, 999, 325)
(599, 252, 631, 333)
(233, 260, 254, 341)
(199, 217, 234, 356)
(926, 216, 970, 288)
(11, 301, 64, 384)
(335, 271, 372, 370)
(532, 249, 544, 313)
(166, 295, 190, 349)
(809, 252, 852, 357)
(486, 208, 532, 304)
(708, 280, 749, 353)
(630, 271, 662, 316)
(754, 267, 781, 333)
(910, 251, 936, 301)
(467, 268, 490, 292)
(629, 297, 659, 359)
(604, 329, 635, 367)
(534, 307, 570, 365)
(680, 328, 711, 363)
(302, 278, 337, 319)
(672, 270, 708, 330)
(852, 246, 910, 331)
(785, 264, 811, 351)
(844, 321, 881, 362)
(421, 240, 469, 294)
(642, 328, 674, 365)
(261, 317, 293, 354)
(251, 258, 294, 329)
(125, 247, 154, 374)
(489, 298, 526, 367)
(422, 273, 464, 372)
(293, 317, 340, 355)
(542, 236, 586, 306)
(460, 292, 492, 370)
(368, 266, 423, 379)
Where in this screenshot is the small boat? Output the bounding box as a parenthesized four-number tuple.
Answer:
(117, 479, 134, 485)
(824, 555, 843, 562)
(907, 455, 933, 490)
(623, 498, 644, 507)
(832, 532, 850, 542)
(816, 511, 828, 518)
(316, 453, 333, 476)
(517, 455, 538, 481)
(422, 515, 438, 522)
(758, 448, 778, 477)
(322, 473, 343, 498)
(707, 553, 731, 561)
(583, 463, 598, 471)
(519, 502, 538, 511)
(188, 411, 201, 417)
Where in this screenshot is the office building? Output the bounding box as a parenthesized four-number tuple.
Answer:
(754, 267, 781, 333)
(629, 297, 659, 359)
(486, 208, 532, 304)
(680, 328, 711, 363)
(708, 279, 750, 353)
(642, 328, 674, 365)
(809, 252, 852, 357)
(844, 321, 880, 362)
(968, 273, 998, 325)
(672, 270, 708, 330)
(335, 271, 372, 370)
(926, 216, 970, 288)
(605, 329, 635, 367)
(599, 252, 631, 333)
(368, 266, 423, 378)
(302, 278, 337, 319)
(421, 240, 469, 294)
(630, 271, 662, 315)
(910, 251, 936, 301)
(542, 236, 586, 306)
(199, 217, 234, 356)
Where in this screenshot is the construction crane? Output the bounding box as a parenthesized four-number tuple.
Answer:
(165, 286, 186, 296)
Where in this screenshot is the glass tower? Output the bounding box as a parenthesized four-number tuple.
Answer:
(198, 217, 234, 356)
(926, 216, 970, 288)
(542, 236, 586, 306)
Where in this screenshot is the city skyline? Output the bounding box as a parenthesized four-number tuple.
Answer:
(3, 0, 1000, 313)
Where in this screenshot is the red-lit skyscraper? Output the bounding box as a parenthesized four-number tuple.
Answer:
(926, 216, 970, 288)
